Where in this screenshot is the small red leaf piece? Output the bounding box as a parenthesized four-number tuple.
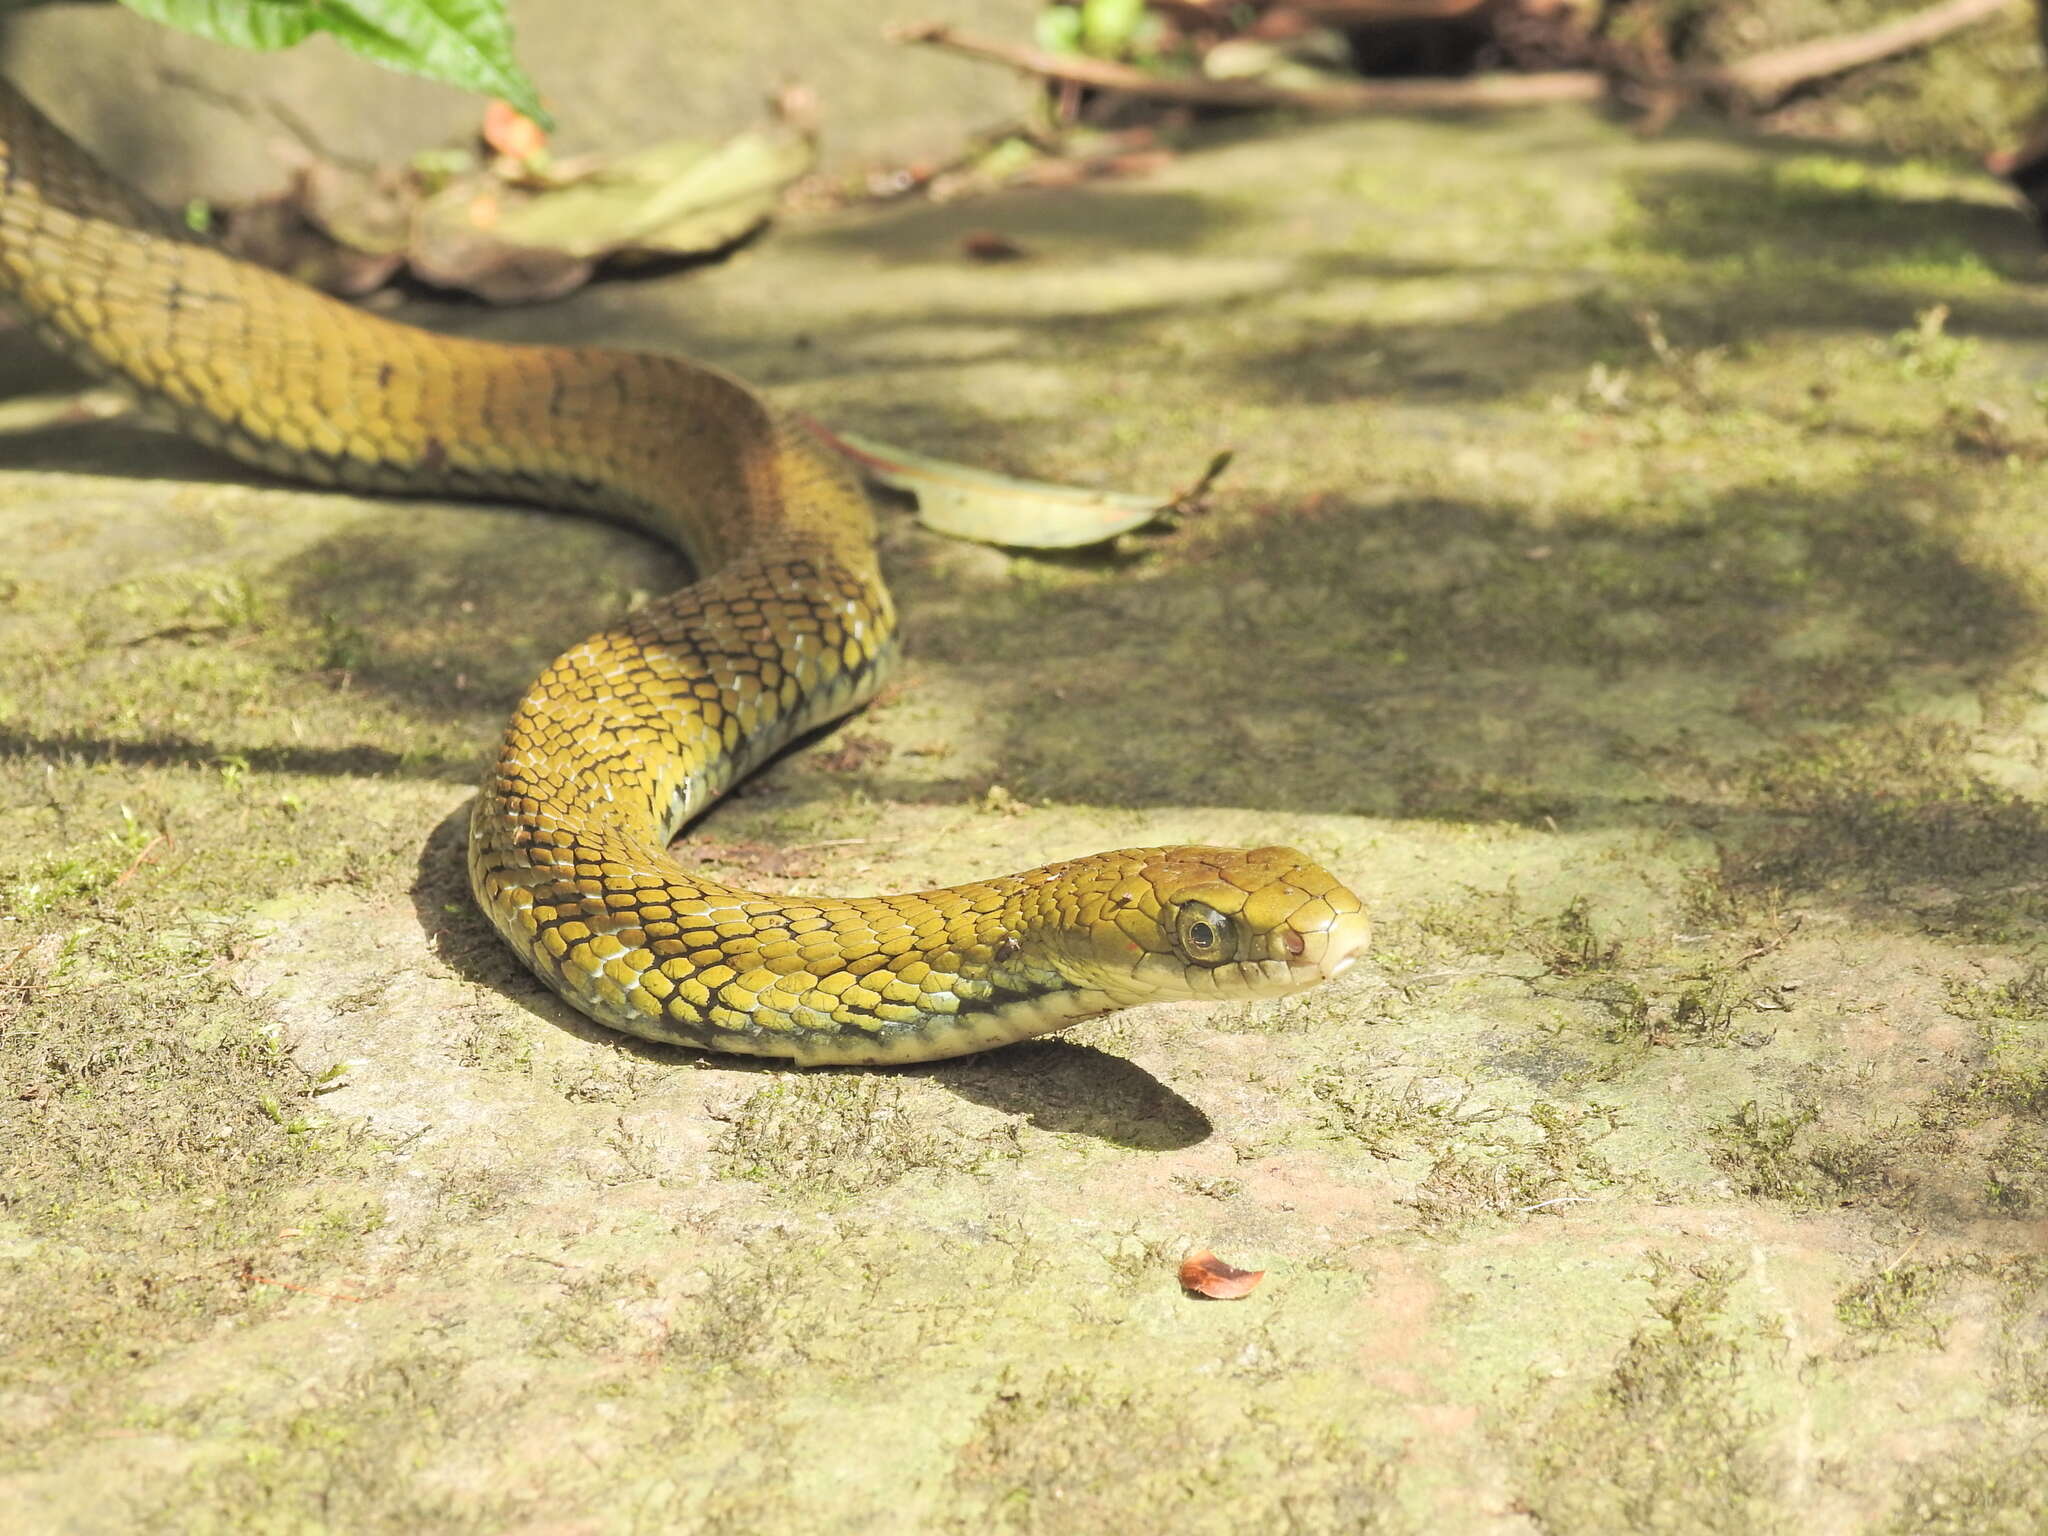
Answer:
(1179, 1249, 1265, 1299)
(484, 100, 549, 162)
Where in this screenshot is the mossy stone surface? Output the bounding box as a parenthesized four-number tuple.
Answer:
(5, 100, 2048, 1530)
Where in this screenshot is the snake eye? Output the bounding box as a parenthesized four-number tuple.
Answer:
(1173, 901, 1238, 967)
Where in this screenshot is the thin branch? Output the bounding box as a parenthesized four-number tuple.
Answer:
(899, 1, 2016, 126)
(1257, 0, 1490, 15)
(111, 833, 169, 889)
(888, 22, 1605, 112)
(1697, 0, 2020, 111)
(1148, 0, 1489, 19)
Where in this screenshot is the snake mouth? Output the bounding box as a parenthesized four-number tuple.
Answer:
(1311, 910, 1373, 983)
(1190, 909, 1370, 1001)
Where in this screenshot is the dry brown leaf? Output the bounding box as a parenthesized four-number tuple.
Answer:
(1178, 1249, 1266, 1299)
(406, 190, 595, 304)
(295, 160, 414, 258)
(489, 128, 813, 260)
(220, 117, 810, 305)
(218, 192, 404, 297)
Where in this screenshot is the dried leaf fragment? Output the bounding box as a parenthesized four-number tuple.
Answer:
(801, 421, 1171, 549)
(483, 100, 549, 162)
(489, 129, 814, 260)
(219, 117, 812, 306)
(1179, 1249, 1265, 1299)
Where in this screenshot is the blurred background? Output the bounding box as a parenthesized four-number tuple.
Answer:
(4, 1, 2045, 208)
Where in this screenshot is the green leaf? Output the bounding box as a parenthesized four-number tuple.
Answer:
(117, 0, 318, 52)
(117, 0, 550, 128)
(319, 0, 547, 127)
(1034, 4, 1082, 55)
(1080, 0, 1145, 55)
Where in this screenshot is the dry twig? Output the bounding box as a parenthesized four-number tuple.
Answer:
(888, 21, 1604, 112)
(898, 0, 2015, 128)
(1278, 0, 1490, 15)
(1694, 0, 2020, 112)
(1149, 0, 1493, 19)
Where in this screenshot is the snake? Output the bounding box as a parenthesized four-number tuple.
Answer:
(0, 78, 1371, 1065)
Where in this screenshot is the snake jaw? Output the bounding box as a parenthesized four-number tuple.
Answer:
(1300, 906, 1373, 983)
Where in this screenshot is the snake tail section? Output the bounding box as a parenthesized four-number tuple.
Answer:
(0, 79, 1372, 1064)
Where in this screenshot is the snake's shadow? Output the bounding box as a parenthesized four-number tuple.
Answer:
(410, 802, 1212, 1152)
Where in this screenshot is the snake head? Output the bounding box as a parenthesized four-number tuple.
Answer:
(1067, 845, 1371, 1006)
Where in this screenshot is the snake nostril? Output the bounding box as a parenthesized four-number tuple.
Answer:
(1281, 929, 1305, 958)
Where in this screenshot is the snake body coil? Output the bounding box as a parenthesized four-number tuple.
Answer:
(0, 80, 1370, 1064)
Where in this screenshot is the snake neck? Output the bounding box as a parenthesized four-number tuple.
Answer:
(469, 824, 1138, 1066)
